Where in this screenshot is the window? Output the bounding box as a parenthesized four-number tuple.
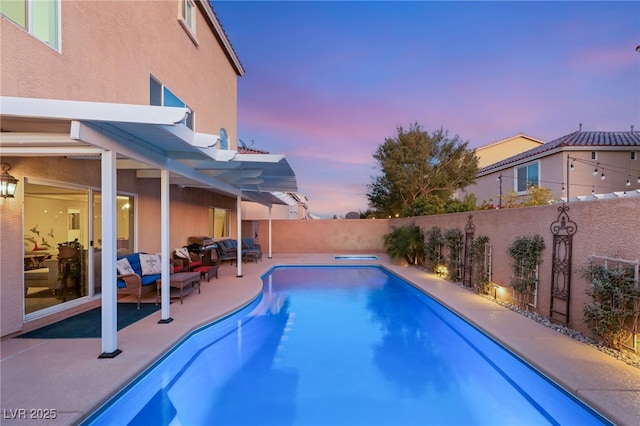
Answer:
(632, 151, 637, 161)
(515, 162, 539, 192)
(180, 0, 195, 30)
(178, 0, 198, 45)
(591, 151, 597, 161)
(149, 76, 194, 129)
(1, 0, 59, 50)
(209, 208, 229, 238)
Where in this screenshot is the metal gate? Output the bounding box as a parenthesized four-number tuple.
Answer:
(462, 215, 475, 288)
(549, 205, 577, 326)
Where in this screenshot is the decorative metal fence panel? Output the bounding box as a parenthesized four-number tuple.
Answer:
(549, 205, 577, 326)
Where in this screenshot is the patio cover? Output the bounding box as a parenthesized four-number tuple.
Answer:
(0, 96, 298, 204)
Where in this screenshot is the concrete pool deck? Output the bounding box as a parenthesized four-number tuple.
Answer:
(1, 253, 639, 425)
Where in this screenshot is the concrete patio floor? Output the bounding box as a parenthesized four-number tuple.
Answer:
(2, 254, 639, 425)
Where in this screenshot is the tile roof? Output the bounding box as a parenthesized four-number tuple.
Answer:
(479, 131, 640, 173)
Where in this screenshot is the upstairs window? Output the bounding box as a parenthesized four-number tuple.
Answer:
(150, 76, 194, 129)
(1, 0, 60, 50)
(515, 162, 539, 193)
(632, 151, 637, 161)
(178, 0, 198, 45)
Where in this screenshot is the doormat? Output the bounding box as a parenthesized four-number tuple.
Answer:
(18, 303, 162, 339)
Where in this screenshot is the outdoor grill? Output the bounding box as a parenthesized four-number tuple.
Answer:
(187, 236, 218, 266)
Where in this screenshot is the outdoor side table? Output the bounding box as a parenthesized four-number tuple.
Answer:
(192, 265, 218, 282)
(156, 272, 201, 304)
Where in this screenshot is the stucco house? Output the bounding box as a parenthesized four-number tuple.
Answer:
(0, 1, 297, 355)
(463, 130, 640, 207)
(475, 133, 545, 169)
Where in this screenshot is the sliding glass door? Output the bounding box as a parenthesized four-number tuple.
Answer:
(23, 180, 136, 317)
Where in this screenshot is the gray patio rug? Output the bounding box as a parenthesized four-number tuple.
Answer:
(17, 303, 162, 339)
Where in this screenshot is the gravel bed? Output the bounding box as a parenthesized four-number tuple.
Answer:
(480, 290, 640, 369)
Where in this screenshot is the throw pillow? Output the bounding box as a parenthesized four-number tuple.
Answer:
(139, 253, 162, 275)
(175, 247, 190, 259)
(116, 258, 135, 275)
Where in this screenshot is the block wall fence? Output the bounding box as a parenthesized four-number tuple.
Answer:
(258, 197, 640, 337)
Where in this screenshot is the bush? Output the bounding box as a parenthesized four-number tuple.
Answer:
(383, 223, 425, 265)
(424, 226, 443, 272)
(471, 235, 491, 293)
(507, 235, 545, 309)
(582, 261, 640, 349)
(443, 228, 463, 281)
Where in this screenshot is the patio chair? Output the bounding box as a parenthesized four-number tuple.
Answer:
(242, 238, 262, 262)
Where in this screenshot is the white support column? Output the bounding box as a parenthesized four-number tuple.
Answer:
(268, 205, 273, 259)
(236, 195, 243, 277)
(99, 150, 121, 358)
(159, 168, 173, 323)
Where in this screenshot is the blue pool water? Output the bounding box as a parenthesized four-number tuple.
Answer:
(84, 266, 611, 425)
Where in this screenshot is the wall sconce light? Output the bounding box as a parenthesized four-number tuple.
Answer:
(0, 162, 19, 198)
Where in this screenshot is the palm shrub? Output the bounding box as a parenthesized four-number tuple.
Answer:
(383, 223, 425, 265)
(443, 228, 463, 281)
(507, 234, 545, 310)
(582, 261, 640, 349)
(424, 226, 443, 272)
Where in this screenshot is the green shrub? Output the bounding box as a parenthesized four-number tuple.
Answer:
(424, 226, 443, 272)
(507, 234, 545, 309)
(383, 223, 425, 265)
(582, 261, 640, 349)
(471, 235, 491, 293)
(443, 228, 463, 281)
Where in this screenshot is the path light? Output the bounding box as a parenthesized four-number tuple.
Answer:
(0, 162, 19, 198)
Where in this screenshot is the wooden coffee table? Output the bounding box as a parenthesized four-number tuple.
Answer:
(156, 272, 201, 304)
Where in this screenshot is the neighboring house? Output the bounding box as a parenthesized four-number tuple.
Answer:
(475, 133, 545, 169)
(0, 1, 297, 352)
(463, 130, 640, 207)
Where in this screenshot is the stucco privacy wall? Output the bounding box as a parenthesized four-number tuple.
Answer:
(265, 198, 639, 337)
(256, 219, 389, 253)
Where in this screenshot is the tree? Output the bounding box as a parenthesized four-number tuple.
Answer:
(367, 123, 479, 217)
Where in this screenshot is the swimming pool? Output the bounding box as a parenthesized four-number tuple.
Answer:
(83, 265, 612, 425)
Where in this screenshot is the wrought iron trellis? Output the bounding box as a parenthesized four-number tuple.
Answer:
(462, 215, 475, 288)
(549, 204, 577, 326)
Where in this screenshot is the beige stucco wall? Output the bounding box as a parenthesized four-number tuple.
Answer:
(256, 219, 390, 254)
(0, 0, 238, 141)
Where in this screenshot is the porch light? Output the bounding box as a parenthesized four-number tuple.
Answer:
(0, 162, 19, 198)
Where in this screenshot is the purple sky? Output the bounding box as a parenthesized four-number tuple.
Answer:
(213, 1, 640, 218)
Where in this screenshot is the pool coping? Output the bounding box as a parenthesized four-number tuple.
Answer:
(1, 253, 639, 425)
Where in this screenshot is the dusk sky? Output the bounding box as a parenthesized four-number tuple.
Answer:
(213, 1, 640, 218)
